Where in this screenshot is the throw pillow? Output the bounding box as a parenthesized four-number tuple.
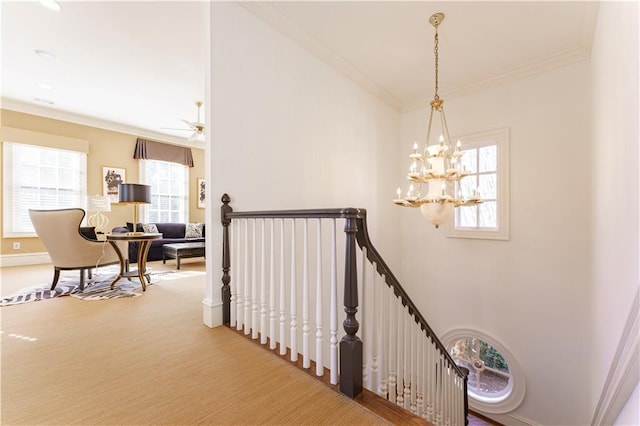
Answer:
(185, 222, 203, 238)
(142, 223, 159, 233)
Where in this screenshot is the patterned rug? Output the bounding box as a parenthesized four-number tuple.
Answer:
(1, 268, 204, 306)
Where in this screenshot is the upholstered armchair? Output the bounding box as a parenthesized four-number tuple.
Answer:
(29, 208, 127, 291)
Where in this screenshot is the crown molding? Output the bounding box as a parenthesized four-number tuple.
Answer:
(0, 98, 200, 148)
(401, 47, 591, 112)
(239, 2, 597, 116)
(239, 2, 402, 112)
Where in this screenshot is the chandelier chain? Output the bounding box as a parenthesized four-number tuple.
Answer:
(434, 27, 439, 100)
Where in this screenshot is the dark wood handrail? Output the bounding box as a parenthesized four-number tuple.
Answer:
(225, 207, 364, 220)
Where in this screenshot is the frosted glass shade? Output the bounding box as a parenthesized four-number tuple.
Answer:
(420, 202, 454, 228)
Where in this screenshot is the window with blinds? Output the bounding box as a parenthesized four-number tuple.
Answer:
(140, 159, 188, 223)
(3, 142, 87, 237)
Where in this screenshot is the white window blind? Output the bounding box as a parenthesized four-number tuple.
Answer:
(3, 142, 87, 237)
(140, 159, 188, 223)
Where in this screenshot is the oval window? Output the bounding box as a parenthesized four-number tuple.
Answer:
(450, 337, 511, 401)
(442, 328, 525, 414)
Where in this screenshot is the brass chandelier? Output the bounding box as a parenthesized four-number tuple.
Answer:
(394, 13, 481, 228)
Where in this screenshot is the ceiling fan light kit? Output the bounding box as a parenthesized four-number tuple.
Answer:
(162, 101, 205, 141)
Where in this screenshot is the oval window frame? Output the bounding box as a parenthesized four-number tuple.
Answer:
(441, 328, 526, 414)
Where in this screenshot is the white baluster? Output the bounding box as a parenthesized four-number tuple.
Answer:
(269, 219, 276, 350)
(290, 219, 298, 362)
(403, 307, 411, 410)
(378, 280, 388, 399)
(260, 219, 267, 344)
(315, 219, 324, 377)
(235, 220, 243, 330)
(302, 219, 310, 369)
(243, 219, 251, 335)
(436, 359, 443, 426)
(251, 219, 258, 339)
(230, 220, 236, 327)
(279, 219, 286, 356)
(418, 333, 426, 419)
(371, 267, 379, 393)
(361, 247, 368, 388)
(426, 337, 434, 423)
(410, 319, 417, 414)
(396, 298, 404, 407)
(329, 219, 338, 385)
(388, 290, 397, 404)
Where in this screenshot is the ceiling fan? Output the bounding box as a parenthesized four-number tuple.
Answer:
(162, 101, 205, 141)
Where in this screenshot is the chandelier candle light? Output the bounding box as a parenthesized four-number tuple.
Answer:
(394, 13, 482, 228)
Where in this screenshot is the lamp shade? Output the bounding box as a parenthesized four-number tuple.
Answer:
(118, 183, 151, 204)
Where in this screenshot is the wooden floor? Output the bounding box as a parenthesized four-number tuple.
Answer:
(1, 261, 498, 425)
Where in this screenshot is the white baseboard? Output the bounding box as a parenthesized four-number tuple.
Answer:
(202, 298, 223, 328)
(592, 288, 640, 425)
(0, 252, 51, 268)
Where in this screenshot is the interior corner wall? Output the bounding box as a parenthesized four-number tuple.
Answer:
(590, 0, 639, 419)
(400, 60, 592, 425)
(207, 2, 402, 293)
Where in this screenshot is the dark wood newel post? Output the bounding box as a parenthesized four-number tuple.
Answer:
(460, 366, 470, 425)
(339, 214, 363, 398)
(221, 193, 232, 325)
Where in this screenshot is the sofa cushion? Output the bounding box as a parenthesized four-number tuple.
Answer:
(142, 223, 159, 233)
(126, 222, 144, 232)
(185, 222, 204, 238)
(155, 223, 186, 239)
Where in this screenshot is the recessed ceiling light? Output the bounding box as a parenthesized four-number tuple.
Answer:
(37, 83, 53, 90)
(34, 97, 55, 105)
(34, 49, 56, 60)
(40, 0, 62, 12)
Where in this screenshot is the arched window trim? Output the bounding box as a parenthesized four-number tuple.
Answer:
(441, 328, 526, 414)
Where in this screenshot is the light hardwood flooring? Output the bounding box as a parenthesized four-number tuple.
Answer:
(1, 260, 389, 425)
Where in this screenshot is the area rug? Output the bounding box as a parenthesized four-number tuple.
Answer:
(0, 268, 203, 307)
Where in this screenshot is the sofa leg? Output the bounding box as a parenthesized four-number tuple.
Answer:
(51, 269, 61, 290)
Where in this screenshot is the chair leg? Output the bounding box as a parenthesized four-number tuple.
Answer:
(79, 270, 85, 292)
(51, 269, 61, 290)
(88, 269, 92, 280)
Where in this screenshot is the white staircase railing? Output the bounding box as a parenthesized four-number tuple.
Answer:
(220, 193, 469, 425)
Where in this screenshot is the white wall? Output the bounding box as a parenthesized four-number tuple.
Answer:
(590, 0, 640, 422)
(400, 61, 592, 425)
(206, 2, 401, 323)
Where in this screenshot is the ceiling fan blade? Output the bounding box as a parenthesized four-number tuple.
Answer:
(161, 127, 191, 131)
(180, 119, 196, 129)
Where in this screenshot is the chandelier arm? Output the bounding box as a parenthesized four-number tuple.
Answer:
(439, 107, 453, 146)
(424, 107, 436, 156)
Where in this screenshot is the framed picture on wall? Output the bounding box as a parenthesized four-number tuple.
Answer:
(198, 178, 205, 209)
(103, 166, 126, 203)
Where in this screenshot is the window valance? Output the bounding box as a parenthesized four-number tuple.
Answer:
(134, 138, 194, 167)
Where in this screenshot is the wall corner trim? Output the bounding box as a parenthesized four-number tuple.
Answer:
(591, 288, 640, 425)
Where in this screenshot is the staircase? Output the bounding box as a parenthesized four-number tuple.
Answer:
(220, 194, 469, 425)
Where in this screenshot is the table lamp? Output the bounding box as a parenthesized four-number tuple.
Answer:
(85, 194, 111, 233)
(118, 183, 151, 236)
